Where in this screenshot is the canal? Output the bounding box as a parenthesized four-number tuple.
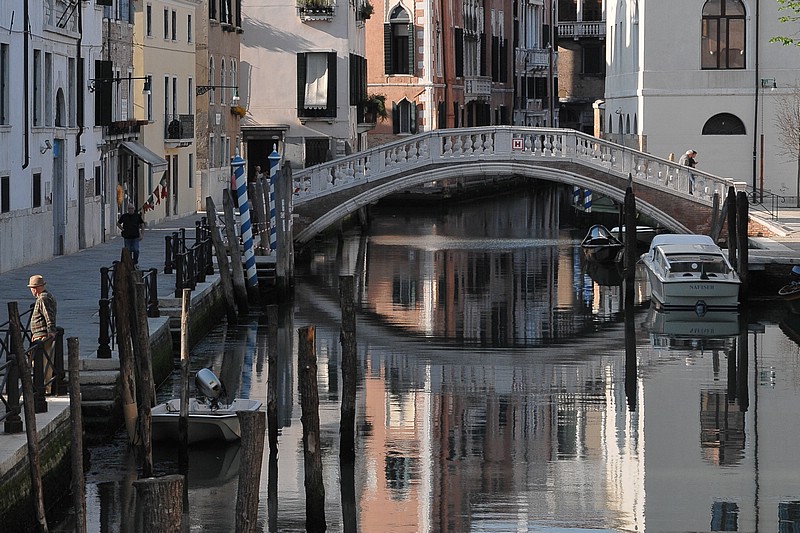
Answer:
(73, 186, 800, 532)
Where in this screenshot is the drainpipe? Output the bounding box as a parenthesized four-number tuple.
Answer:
(75, 0, 84, 156)
(751, 0, 760, 198)
(22, 1, 30, 169)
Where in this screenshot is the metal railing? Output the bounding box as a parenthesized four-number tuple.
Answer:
(164, 218, 215, 297)
(746, 187, 788, 221)
(97, 264, 160, 359)
(1, 304, 66, 433)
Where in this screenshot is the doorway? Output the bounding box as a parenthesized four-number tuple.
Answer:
(52, 138, 66, 255)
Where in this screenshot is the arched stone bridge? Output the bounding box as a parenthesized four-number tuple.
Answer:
(290, 127, 752, 245)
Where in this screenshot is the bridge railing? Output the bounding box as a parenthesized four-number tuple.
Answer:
(291, 127, 747, 208)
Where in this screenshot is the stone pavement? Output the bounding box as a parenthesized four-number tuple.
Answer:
(0, 211, 211, 360)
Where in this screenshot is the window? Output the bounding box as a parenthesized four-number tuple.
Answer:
(209, 57, 215, 105)
(702, 113, 746, 134)
(68, 58, 76, 127)
(164, 8, 169, 39)
(188, 78, 193, 114)
(701, 0, 745, 69)
(0, 175, 8, 212)
(583, 46, 604, 75)
(220, 59, 226, 105)
(1, 44, 9, 125)
(188, 153, 194, 188)
(94, 165, 101, 196)
(392, 99, 416, 134)
(146, 75, 153, 121)
(209, 135, 215, 168)
(297, 52, 337, 118)
(188, 14, 192, 42)
(146, 4, 152, 36)
(384, 7, 414, 75)
(172, 76, 178, 115)
(209, 0, 217, 20)
(171, 11, 177, 40)
(164, 76, 169, 118)
(33, 173, 41, 208)
(33, 50, 41, 126)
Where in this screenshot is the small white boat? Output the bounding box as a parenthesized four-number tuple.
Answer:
(640, 234, 741, 311)
(151, 368, 262, 443)
(151, 397, 263, 443)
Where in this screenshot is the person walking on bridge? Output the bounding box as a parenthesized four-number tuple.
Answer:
(679, 149, 698, 194)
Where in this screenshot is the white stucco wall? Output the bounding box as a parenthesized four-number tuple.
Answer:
(605, 0, 800, 198)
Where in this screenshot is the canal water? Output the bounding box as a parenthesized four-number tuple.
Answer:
(72, 186, 800, 532)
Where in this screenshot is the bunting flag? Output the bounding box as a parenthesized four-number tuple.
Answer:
(140, 175, 169, 212)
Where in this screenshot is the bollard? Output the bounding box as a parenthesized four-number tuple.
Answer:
(235, 410, 266, 533)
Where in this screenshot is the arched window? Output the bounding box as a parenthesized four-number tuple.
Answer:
(220, 59, 226, 104)
(392, 98, 416, 134)
(209, 57, 215, 105)
(701, 0, 745, 69)
(702, 113, 746, 134)
(384, 6, 414, 75)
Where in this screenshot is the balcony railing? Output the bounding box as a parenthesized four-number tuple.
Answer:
(164, 114, 195, 141)
(297, 0, 336, 21)
(558, 21, 606, 39)
(515, 47, 551, 72)
(526, 99, 543, 111)
(464, 76, 492, 101)
(107, 119, 149, 136)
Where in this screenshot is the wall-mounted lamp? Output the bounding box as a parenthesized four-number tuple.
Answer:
(615, 107, 622, 115)
(761, 78, 777, 90)
(196, 85, 240, 104)
(89, 76, 152, 95)
(40, 139, 53, 155)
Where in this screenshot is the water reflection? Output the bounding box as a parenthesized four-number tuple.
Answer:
(75, 188, 800, 532)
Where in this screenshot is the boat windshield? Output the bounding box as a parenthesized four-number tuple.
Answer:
(666, 254, 729, 274)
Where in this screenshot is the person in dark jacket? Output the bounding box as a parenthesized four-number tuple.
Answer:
(117, 203, 145, 264)
(28, 274, 57, 392)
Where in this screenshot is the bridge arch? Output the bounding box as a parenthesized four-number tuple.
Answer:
(290, 127, 750, 245)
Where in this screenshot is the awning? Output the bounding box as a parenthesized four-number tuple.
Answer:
(120, 141, 168, 173)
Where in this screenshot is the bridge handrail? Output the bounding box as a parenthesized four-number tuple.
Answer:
(291, 127, 747, 209)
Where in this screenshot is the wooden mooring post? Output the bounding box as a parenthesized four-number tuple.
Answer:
(67, 337, 87, 533)
(727, 186, 738, 269)
(179, 288, 192, 507)
(114, 250, 138, 445)
(736, 191, 750, 296)
(131, 275, 155, 478)
(339, 276, 357, 462)
(298, 325, 326, 533)
(205, 196, 237, 322)
(235, 410, 266, 533)
(132, 474, 184, 532)
(8, 301, 48, 532)
(266, 304, 279, 453)
(223, 190, 249, 313)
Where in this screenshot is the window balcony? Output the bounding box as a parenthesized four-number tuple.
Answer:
(164, 114, 194, 144)
(526, 99, 543, 111)
(515, 47, 556, 73)
(297, 0, 336, 21)
(464, 76, 492, 102)
(107, 119, 149, 137)
(558, 21, 606, 39)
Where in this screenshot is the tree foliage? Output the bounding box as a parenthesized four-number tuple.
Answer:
(771, 0, 800, 46)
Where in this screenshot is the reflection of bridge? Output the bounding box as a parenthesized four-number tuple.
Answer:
(291, 127, 750, 245)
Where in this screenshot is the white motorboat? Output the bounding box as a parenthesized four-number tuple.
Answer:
(640, 234, 741, 311)
(151, 368, 263, 444)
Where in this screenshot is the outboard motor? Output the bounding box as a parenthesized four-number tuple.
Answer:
(195, 368, 223, 401)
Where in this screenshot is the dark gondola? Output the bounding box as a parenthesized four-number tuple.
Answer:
(580, 224, 624, 264)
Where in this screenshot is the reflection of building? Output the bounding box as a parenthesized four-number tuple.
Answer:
(699, 389, 746, 465)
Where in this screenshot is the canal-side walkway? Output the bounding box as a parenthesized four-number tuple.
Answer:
(0, 211, 217, 480)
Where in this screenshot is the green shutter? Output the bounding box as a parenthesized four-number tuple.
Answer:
(410, 103, 417, 133)
(94, 60, 112, 126)
(454, 29, 463, 77)
(384, 24, 392, 74)
(407, 23, 415, 75)
(392, 101, 399, 134)
(297, 53, 306, 116)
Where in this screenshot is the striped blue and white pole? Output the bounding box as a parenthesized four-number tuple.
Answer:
(232, 152, 257, 288)
(573, 186, 580, 207)
(584, 189, 592, 213)
(268, 149, 280, 253)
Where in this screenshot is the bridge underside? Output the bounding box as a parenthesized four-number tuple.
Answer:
(292, 161, 703, 245)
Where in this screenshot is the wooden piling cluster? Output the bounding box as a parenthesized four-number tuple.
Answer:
(711, 186, 750, 295)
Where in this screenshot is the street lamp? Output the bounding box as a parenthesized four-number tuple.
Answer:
(196, 85, 240, 105)
(757, 78, 777, 203)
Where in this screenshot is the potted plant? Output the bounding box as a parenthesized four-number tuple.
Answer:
(363, 93, 388, 123)
(358, 1, 373, 20)
(230, 105, 247, 118)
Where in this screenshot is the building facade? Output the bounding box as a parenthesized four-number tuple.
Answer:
(240, 0, 369, 171)
(604, 0, 800, 200)
(514, 0, 558, 127)
(557, 0, 605, 134)
(0, 0, 106, 273)
(195, 0, 243, 201)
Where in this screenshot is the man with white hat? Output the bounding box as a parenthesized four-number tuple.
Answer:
(28, 274, 57, 391)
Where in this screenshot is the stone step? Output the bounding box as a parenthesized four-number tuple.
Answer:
(80, 369, 120, 386)
(80, 383, 117, 402)
(81, 358, 120, 372)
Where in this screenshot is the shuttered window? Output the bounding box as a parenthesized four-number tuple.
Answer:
(297, 52, 337, 118)
(454, 28, 464, 77)
(385, 7, 414, 75)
